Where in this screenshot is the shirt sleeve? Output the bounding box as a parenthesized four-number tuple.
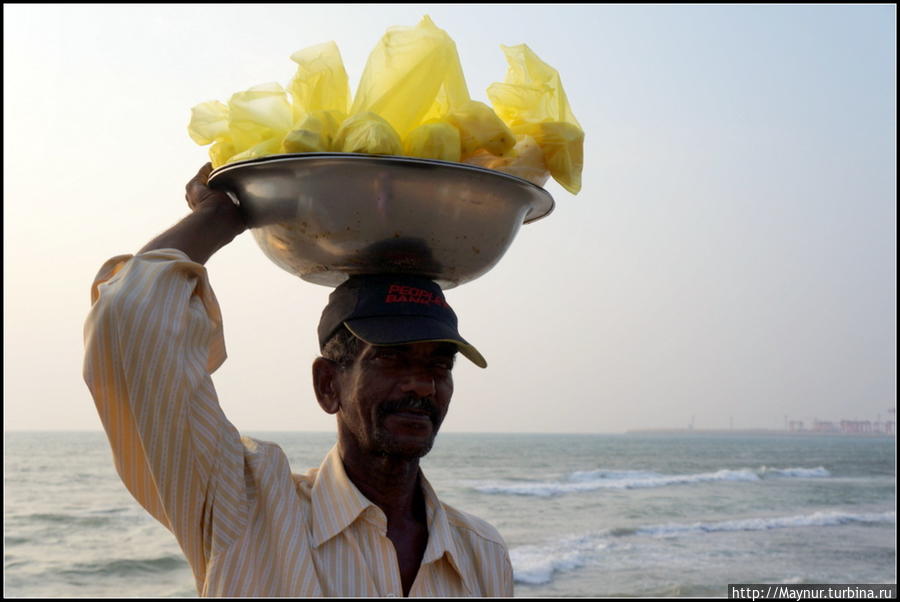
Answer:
(501, 548, 514, 596)
(82, 248, 250, 588)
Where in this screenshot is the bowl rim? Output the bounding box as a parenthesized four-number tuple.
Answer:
(208, 152, 555, 224)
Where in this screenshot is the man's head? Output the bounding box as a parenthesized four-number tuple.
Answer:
(312, 275, 485, 460)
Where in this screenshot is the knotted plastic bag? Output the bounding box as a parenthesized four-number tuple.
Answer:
(283, 110, 346, 153)
(188, 100, 229, 146)
(227, 83, 294, 158)
(404, 120, 462, 162)
(190, 43, 352, 166)
(189, 83, 294, 167)
(447, 100, 515, 157)
(351, 16, 470, 141)
(332, 111, 403, 155)
(508, 120, 583, 194)
(487, 44, 584, 194)
(287, 41, 351, 124)
(282, 41, 351, 152)
(463, 135, 549, 188)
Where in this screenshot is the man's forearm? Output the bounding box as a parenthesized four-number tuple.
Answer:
(138, 201, 246, 265)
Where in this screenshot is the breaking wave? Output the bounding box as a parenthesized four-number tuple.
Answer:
(510, 510, 895, 585)
(636, 510, 895, 537)
(58, 555, 188, 578)
(472, 466, 831, 497)
(510, 535, 608, 585)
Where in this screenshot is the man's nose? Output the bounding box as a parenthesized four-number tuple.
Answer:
(399, 371, 436, 398)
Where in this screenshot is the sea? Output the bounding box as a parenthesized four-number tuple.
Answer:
(4, 431, 896, 598)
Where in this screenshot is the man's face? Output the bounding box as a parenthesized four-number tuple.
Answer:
(335, 341, 456, 459)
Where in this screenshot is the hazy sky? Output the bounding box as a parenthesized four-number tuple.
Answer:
(4, 4, 896, 434)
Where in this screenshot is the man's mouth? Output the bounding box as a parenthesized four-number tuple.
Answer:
(392, 408, 432, 419)
(379, 397, 438, 424)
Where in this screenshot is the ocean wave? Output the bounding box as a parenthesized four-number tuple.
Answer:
(59, 555, 188, 578)
(510, 535, 607, 585)
(637, 510, 896, 537)
(510, 509, 895, 585)
(5, 536, 30, 546)
(14, 513, 118, 528)
(471, 466, 831, 497)
(568, 469, 661, 482)
(759, 466, 831, 478)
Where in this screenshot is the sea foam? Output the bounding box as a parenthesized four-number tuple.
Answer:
(509, 535, 606, 585)
(472, 466, 829, 497)
(760, 466, 831, 478)
(509, 510, 895, 585)
(636, 510, 896, 538)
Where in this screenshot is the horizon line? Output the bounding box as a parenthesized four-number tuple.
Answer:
(6, 427, 862, 435)
(3, 428, 628, 435)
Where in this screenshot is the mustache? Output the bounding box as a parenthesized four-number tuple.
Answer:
(378, 395, 440, 423)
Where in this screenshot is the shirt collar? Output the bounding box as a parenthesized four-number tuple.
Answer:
(418, 471, 473, 595)
(309, 444, 473, 595)
(310, 444, 378, 548)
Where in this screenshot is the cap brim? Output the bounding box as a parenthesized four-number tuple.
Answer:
(345, 316, 487, 369)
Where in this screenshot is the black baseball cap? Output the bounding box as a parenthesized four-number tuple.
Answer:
(318, 274, 487, 368)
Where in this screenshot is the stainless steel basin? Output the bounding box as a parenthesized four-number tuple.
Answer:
(208, 153, 554, 289)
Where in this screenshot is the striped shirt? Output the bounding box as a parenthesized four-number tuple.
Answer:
(82, 249, 514, 597)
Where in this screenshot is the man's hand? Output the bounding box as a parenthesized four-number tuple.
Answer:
(185, 163, 237, 213)
(137, 163, 248, 265)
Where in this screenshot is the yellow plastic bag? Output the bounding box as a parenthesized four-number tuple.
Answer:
(283, 109, 346, 153)
(208, 140, 237, 168)
(463, 134, 549, 188)
(188, 84, 294, 168)
(333, 111, 403, 155)
(487, 44, 584, 194)
(227, 82, 294, 157)
(227, 136, 285, 164)
(282, 41, 351, 153)
(287, 41, 351, 125)
(509, 121, 583, 194)
(447, 100, 515, 158)
(404, 120, 461, 162)
(350, 16, 470, 140)
(188, 100, 229, 146)
(189, 100, 234, 167)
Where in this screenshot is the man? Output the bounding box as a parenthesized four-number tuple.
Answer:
(82, 163, 513, 597)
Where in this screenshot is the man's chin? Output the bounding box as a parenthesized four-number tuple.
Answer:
(372, 412, 442, 457)
(373, 428, 438, 459)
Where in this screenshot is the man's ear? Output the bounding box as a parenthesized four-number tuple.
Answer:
(312, 357, 341, 414)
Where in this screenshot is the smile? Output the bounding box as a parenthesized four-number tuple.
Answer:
(384, 410, 434, 430)
(390, 410, 432, 421)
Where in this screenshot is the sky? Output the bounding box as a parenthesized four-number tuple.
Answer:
(3, 4, 896, 434)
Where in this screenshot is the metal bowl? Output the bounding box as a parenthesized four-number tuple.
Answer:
(208, 153, 554, 289)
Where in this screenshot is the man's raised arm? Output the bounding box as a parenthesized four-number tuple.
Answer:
(83, 163, 252, 591)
